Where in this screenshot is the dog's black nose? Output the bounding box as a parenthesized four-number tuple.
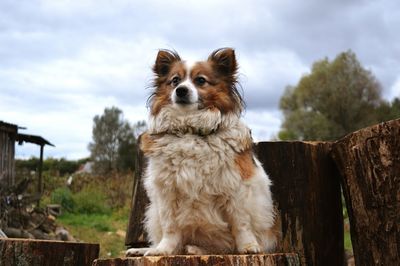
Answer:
(176, 86, 188, 98)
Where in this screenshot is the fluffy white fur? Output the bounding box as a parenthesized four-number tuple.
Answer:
(126, 106, 276, 256)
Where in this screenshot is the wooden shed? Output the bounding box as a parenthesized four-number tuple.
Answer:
(0, 120, 54, 193)
(0, 121, 18, 188)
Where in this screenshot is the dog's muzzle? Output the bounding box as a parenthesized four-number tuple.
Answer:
(174, 86, 191, 104)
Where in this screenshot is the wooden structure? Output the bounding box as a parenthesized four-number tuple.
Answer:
(0, 120, 54, 196)
(255, 141, 343, 265)
(0, 121, 18, 188)
(124, 118, 400, 266)
(16, 133, 55, 197)
(332, 119, 400, 265)
(125, 141, 344, 265)
(0, 238, 99, 266)
(93, 253, 300, 266)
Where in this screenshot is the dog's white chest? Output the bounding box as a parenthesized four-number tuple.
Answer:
(148, 134, 240, 197)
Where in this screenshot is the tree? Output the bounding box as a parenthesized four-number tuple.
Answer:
(376, 97, 400, 122)
(88, 107, 143, 174)
(279, 50, 388, 141)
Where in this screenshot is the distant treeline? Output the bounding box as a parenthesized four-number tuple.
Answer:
(15, 157, 90, 177)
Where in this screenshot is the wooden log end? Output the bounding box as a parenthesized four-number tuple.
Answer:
(92, 253, 301, 266)
(0, 238, 99, 266)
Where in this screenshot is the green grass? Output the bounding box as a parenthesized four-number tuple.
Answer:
(58, 213, 113, 232)
(57, 210, 129, 258)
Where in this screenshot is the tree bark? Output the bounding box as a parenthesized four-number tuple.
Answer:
(0, 238, 99, 266)
(125, 139, 148, 248)
(125, 140, 344, 266)
(255, 141, 344, 266)
(93, 253, 300, 266)
(331, 118, 400, 266)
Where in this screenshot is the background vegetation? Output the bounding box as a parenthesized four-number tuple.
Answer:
(279, 50, 400, 140)
(15, 107, 146, 258)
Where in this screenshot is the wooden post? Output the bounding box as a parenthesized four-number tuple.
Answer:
(255, 141, 344, 266)
(93, 253, 301, 266)
(125, 141, 148, 248)
(38, 144, 44, 194)
(331, 118, 400, 265)
(37, 144, 44, 206)
(0, 238, 99, 266)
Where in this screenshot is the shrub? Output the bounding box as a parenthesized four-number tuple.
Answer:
(50, 187, 75, 212)
(73, 185, 111, 215)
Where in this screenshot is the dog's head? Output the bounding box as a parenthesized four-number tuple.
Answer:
(149, 48, 244, 116)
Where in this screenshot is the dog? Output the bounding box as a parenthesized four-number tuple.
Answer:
(126, 48, 276, 256)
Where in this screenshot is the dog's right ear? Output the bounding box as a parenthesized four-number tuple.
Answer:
(153, 49, 181, 77)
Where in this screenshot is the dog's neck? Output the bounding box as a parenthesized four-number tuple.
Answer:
(148, 106, 239, 136)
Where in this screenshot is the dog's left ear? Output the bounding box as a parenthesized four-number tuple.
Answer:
(153, 49, 181, 77)
(208, 48, 237, 77)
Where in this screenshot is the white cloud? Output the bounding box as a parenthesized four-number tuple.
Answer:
(389, 77, 400, 99)
(239, 49, 309, 109)
(243, 110, 283, 141)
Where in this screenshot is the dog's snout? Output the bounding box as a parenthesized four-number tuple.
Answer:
(176, 86, 189, 98)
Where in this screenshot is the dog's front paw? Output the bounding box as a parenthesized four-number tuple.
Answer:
(185, 245, 207, 255)
(126, 247, 149, 257)
(144, 247, 174, 256)
(237, 242, 262, 254)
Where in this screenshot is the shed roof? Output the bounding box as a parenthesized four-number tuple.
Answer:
(16, 133, 55, 147)
(0, 121, 18, 134)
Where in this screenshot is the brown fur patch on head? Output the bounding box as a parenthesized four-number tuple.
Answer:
(150, 50, 186, 115)
(234, 149, 256, 180)
(188, 62, 238, 113)
(205, 48, 244, 114)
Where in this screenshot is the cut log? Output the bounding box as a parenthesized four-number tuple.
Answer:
(0, 238, 99, 266)
(92, 253, 300, 266)
(125, 140, 344, 266)
(331, 118, 400, 266)
(255, 141, 344, 266)
(125, 140, 148, 248)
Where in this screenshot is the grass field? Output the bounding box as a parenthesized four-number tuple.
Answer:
(57, 205, 130, 258)
(41, 173, 134, 258)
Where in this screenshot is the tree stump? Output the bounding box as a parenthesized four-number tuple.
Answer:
(0, 238, 99, 266)
(93, 253, 300, 266)
(255, 141, 344, 266)
(125, 140, 344, 266)
(331, 118, 400, 266)
(125, 141, 148, 248)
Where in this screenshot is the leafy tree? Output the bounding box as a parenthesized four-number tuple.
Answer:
(88, 107, 142, 174)
(376, 97, 400, 121)
(279, 50, 390, 141)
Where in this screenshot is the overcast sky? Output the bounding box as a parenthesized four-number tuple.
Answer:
(1, 0, 399, 159)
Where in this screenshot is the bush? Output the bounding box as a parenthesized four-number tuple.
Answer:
(50, 187, 75, 212)
(73, 185, 111, 215)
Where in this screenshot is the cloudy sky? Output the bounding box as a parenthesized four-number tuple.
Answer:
(1, 0, 399, 159)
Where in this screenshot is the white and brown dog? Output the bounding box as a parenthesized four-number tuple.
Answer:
(126, 48, 276, 256)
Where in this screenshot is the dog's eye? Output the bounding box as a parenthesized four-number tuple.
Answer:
(171, 76, 181, 86)
(195, 77, 207, 86)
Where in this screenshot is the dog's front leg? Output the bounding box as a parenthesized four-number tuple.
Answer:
(145, 196, 182, 256)
(228, 200, 261, 254)
(144, 230, 182, 256)
(232, 218, 261, 253)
